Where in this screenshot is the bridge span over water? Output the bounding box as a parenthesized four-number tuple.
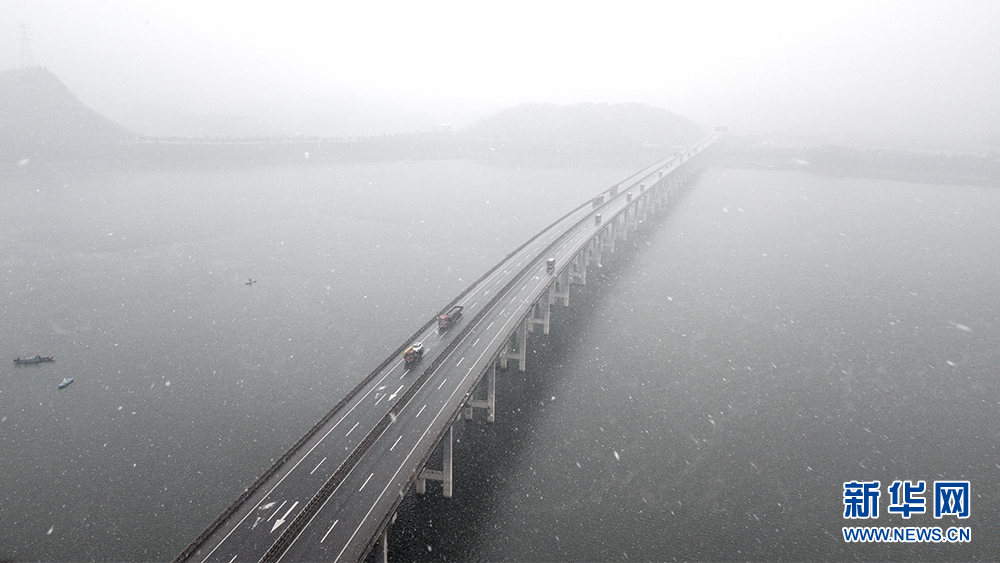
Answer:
(175, 136, 716, 563)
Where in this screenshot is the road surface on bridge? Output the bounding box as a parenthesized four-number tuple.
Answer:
(177, 139, 712, 563)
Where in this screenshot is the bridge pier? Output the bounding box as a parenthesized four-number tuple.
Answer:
(572, 249, 587, 285)
(553, 269, 570, 307)
(416, 425, 453, 497)
(465, 363, 496, 422)
(500, 318, 527, 371)
(527, 294, 550, 335)
(603, 221, 616, 254)
(588, 235, 602, 269)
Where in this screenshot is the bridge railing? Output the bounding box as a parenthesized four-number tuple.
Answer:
(176, 134, 716, 563)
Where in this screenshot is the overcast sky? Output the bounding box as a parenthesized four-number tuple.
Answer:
(3, 0, 999, 146)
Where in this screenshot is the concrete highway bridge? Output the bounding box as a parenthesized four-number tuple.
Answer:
(174, 135, 716, 563)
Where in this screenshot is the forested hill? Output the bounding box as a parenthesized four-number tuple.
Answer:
(0, 67, 137, 152)
(462, 103, 706, 148)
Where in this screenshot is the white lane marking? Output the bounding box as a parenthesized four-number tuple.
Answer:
(321, 520, 339, 543)
(389, 385, 403, 400)
(456, 357, 464, 366)
(471, 301, 478, 308)
(473, 338, 480, 347)
(229, 556, 237, 563)
(498, 308, 505, 316)
(487, 322, 494, 330)
(437, 378, 448, 390)
(310, 457, 327, 475)
(346, 422, 360, 437)
(267, 500, 286, 522)
(374, 393, 385, 406)
(270, 501, 299, 533)
(391, 435, 403, 451)
(359, 473, 374, 491)
(416, 404, 426, 418)
(223, 151, 692, 561)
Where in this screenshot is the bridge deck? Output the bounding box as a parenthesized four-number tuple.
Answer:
(176, 136, 715, 563)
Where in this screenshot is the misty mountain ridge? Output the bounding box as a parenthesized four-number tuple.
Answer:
(463, 103, 705, 148)
(0, 67, 137, 147)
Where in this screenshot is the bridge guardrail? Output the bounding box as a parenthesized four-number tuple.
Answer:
(177, 134, 716, 563)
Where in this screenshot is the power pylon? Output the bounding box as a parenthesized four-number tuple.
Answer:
(20, 24, 34, 68)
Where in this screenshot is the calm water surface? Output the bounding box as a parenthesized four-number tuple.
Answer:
(3, 164, 999, 561)
(0, 160, 629, 561)
(388, 168, 1000, 562)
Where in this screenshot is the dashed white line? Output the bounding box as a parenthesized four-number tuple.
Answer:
(345, 422, 360, 437)
(437, 378, 448, 390)
(321, 520, 339, 543)
(473, 338, 480, 347)
(391, 435, 403, 451)
(359, 473, 374, 491)
(310, 457, 327, 475)
(416, 404, 426, 418)
(228, 556, 237, 563)
(456, 357, 464, 366)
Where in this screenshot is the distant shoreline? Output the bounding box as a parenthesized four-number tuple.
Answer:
(5, 135, 999, 189)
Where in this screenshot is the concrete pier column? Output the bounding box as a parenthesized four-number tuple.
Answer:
(603, 222, 616, 254)
(574, 250, 587, 285)
(416, 425, 453, 497)
(527, 297, 550, 335)
(554, 269, 570, 307)
(465, 362, 496, 422)
(587, 236, 602, 269)
(380, 529, 388, 563)
(443, 425, 453, 497)
(500, 318, 528, 371)
(516, 318, 527, 371)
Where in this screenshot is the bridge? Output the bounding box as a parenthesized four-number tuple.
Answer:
(174, 135, 716, 563)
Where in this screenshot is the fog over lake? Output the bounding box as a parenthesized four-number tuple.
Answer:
(3, 161, 999, 561)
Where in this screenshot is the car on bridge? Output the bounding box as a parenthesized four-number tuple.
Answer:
(546, 258, 555, 273)
(403, 342, 424, 367)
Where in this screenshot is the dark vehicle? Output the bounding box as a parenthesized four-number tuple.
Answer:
(438, 305, 464, 330)
(546, 258, 556, 273)
(609, 185, 619, 196)
(14, 355, 54, 365)
(403, 342, 424, 367)
(592, 195, 604, 208)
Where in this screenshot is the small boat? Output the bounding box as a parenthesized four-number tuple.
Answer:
(245, 278, 257, 286)
(14, 355, 55, 365)
(58, 377, 74, 389)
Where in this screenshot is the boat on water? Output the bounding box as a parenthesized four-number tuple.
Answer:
(245, 278, 257, 286)
(14, 355, 54, 365)
(58, 377, 74, 389)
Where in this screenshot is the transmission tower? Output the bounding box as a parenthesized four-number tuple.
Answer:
(20, 24, 34, 68)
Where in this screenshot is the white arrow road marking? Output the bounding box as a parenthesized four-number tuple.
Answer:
(270, 501, 299, 533)
(388, 385, 403, 400)
(267, 500, 286, 521)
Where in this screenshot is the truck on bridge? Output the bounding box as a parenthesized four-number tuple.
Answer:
(437, 305, 464, 331)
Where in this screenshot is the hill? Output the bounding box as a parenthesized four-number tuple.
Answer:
(0, 67, 137, 159)
(462, 103, 705, 148)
